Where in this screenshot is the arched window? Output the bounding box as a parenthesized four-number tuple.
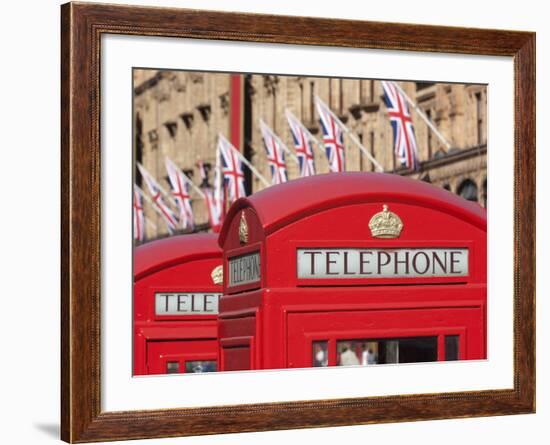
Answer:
(457, 179, 478, 202)
(482, 178, 487, 208)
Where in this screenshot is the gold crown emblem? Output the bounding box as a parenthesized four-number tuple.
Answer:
(211, 265, 223, 285)
(368, 205, 403, 239)
(239, 212, 248, 245)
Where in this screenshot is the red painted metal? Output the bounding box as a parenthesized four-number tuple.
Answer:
(229, 74, 242, 150)
(133, 233, 222, 375)
(218, 173, 487, 371)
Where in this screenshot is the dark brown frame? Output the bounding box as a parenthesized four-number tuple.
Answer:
(61, 2, 536, 442)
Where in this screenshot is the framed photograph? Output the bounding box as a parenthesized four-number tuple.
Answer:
(61, 2, 535, 442)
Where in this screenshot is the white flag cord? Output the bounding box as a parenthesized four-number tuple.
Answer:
(259, 119, 300, 166)
(218, 134, 271, 187)
(144, 216, 157, 231)
(315, 96, 384, 173)
(390, 81, 452, 152)
(284, 109, 326, 158)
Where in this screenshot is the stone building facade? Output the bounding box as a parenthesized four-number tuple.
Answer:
(134, 69, 487, 241)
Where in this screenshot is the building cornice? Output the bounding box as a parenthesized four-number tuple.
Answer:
(396, 144, 487, 176)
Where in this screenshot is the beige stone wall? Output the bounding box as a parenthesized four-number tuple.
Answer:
(134, 69, 487, 241)
(134, 70, 232, 239)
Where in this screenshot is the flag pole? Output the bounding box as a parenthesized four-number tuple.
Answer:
(182, 174, 205, 198)
(218, 134, 270, 187)
(284, 109, 326, 158)
(214, 145, 222, 205)
(210, 145, 228, 221)
(314, 96, 384, 172)
(144, 216, 157, 231)
(165, 157, 205, 198)
(259, 119, 300, 166)
(390, 81, 452, 152)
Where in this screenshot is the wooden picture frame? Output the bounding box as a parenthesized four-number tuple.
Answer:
(61, 2, 535, 442)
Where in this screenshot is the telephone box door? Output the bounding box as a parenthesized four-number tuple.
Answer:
(287, 306, 485, 368)
(146, 339, 218, 374)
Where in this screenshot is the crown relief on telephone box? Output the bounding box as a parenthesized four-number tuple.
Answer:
(218, 173, 486, 371)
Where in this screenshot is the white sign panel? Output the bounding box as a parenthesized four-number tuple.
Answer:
(297, 248, 468, 279)
(155, 293, 221, 315)
(228, 252, 261, 287)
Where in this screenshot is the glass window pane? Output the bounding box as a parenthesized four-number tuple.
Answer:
(166, 361, 180, 374)
(381, 340, 399, 364)
(312, 341, 328, 367)
(458, 179, 478, 202)
(337, 341, 361, 366)
(360, 341, 379, 365)
(445, 335, 460, 361)
(185, 360, 217, 373)
(397, 337, 438, 363)
(336, 337, 438, 366)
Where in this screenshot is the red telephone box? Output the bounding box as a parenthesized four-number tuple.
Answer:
(133, 233, 223, 375)
(217, 173, 486, 371)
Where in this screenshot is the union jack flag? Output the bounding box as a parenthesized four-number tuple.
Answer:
(382, 81, 419, 170)
(213, 147, 225, 226)
(260, 120, 288, 185)
(137, 163, 178, 234)
(165, 158, 195, 230)
(217, 135, 246, 204)
(196, 160, 210, 188)
(133, 186, 145, 241)
(285, 110, 316, 177)
(204, 188, 222, 231)
(315, 97, 346, 172)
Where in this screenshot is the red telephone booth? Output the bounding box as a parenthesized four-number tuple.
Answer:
(133, 233, 223, 375)
(217, 173, 486, 371)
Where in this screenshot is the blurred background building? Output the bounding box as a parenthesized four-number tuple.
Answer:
(133, 69, 487, 242)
